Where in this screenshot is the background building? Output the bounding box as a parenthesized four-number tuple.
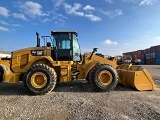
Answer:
(0, 50, 11, 58)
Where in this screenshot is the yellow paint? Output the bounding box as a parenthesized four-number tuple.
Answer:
(31, 72, 47, 89)
(3, 65, 20, 83)
(117, 64, 157, 91)
(98, 70, 112, 86)
(0, 58, 10, 68)
(0, 45, 157, 91)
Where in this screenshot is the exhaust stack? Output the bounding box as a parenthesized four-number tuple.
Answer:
(36, 32, 40, 47)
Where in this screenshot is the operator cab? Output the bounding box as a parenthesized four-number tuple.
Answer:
(51, 31, 81, 61)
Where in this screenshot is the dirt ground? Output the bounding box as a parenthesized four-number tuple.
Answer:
(0, 65, 160, 120)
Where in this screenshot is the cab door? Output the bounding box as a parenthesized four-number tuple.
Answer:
(72, 34, 81, 61)
(57, 39, 72, 61)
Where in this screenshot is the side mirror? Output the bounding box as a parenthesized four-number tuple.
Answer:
(89, 48, 98, 59)
(93, 48, 98, 53)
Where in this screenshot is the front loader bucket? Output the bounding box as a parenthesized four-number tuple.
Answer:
(116, 64, 157, 91)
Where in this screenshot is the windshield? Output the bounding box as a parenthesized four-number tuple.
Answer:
(52, 33, 71, 49)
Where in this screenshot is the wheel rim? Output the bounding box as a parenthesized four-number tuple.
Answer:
(31, 72, 47, 89)
(98, 70, 112, 86)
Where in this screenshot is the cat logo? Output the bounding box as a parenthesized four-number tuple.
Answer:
(31, 50, 43, 56)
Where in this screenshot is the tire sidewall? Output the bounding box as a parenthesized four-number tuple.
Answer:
(26, 68, 52, 92)
(90, 64, 118, 91)
(24, 64, 57, 95)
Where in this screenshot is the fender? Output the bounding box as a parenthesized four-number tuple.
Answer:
(11, 56, 56, 73)
(25, 56, 55, 70)
(83, 61, 99, 79)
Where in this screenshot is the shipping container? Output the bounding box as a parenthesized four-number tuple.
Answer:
(155, 45, 160, 52)
(150, 46, 156, 53)
(156, 58, 160, 65)
(142, 50, 145, 54)
(136, 50, 143, 55)
(146, 59, 150, 65)
(155, 52, 160, 59)
(130, 55, 135, 60)
(130, 51, 136, 55)
(150, 53, 155, 59)
(140, 60, 145, 65)
(135, 54, 144, 59)
(136, 50, 145, 55)
(150, 58, 156, 65)
(145, 48, 150, 54)
(122, 45, 160, 65)
(145, 54, 150, 59)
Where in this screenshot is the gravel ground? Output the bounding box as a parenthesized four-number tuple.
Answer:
(0, 65, 160, 120)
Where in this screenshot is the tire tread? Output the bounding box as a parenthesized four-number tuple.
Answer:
(23, 64, 57, 95)
(89, 64, 118, 92)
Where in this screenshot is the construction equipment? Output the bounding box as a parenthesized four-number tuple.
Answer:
(0, 57, 10, 67)
(117, 55, 141, 65)
(0, 31, 157, 95)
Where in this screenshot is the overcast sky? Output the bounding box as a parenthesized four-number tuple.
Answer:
(0, 0, 160, 56)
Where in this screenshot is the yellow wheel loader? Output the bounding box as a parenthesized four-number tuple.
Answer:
(0, 31, 157, 95)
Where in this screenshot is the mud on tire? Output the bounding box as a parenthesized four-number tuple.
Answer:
(24, 64, 57, 95)
(89, 64, 118, 92)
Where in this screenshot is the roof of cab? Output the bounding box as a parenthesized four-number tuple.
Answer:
(51, 30, 77, 34)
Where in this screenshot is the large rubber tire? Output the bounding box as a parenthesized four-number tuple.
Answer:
(89, 64, 118, 92)
(86, 70, 92, 83)
(24, 64, 57, 95)
(0, 66, 4, 83)
(86, 73, 90, 82)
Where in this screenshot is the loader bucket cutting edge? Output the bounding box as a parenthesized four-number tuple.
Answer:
(116, 64, 157, 91)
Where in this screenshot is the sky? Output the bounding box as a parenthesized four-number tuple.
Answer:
(0, 0, 160, 56)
